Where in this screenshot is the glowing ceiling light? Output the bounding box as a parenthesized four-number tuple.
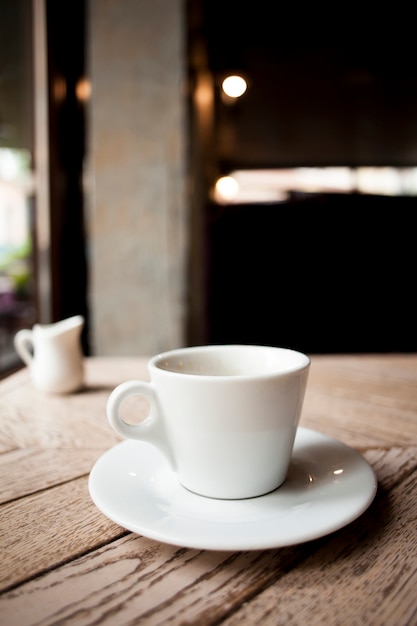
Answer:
(214, 175, 239, 202)
(221, 75, 247, 98)
(76, 77, 92, 102)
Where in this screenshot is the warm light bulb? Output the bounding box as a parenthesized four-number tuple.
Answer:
(76, 77, 92, 102)
(214, 176, 239, 202)
(221, 75, 247, 98)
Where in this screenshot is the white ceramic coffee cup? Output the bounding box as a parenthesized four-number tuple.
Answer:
(107, 344, 310, 500)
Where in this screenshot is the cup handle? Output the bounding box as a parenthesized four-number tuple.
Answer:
(14, 329, 34, 366)
(106, 380, 175, 469)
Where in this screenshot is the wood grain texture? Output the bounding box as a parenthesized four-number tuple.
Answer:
(0, 476, 125, 591)
(0, 355, 416, 625)
(301, 354, 417, 447)
(1, 462, 415, 626)
(0, 448, 108, 503)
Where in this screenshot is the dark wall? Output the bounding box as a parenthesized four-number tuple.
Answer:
(206, 194, 417, 353)
(46, 0, 89, 353)
(202, 0, 417, 170)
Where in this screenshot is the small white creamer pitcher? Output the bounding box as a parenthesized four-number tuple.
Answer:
(14, 315, 85, 394)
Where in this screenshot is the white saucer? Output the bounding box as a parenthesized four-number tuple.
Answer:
(88, 427, 377, 551)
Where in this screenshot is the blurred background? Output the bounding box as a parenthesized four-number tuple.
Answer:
(1, 0, 416, 378)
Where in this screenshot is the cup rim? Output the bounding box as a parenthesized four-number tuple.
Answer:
(150, 344, 310, 379)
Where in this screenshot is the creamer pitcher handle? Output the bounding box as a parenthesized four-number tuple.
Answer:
(14, 329, 34, 366)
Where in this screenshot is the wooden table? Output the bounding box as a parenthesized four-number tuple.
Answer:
(1, 355, 416, 625)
